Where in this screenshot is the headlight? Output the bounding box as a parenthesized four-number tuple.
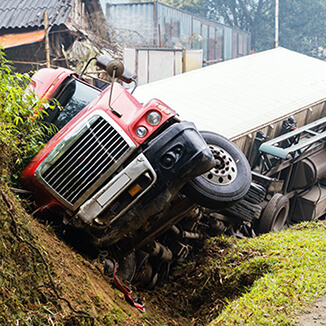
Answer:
(136, 126, 148, 137)
(146, 111, 161, 126)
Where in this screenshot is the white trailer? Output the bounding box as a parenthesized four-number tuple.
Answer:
(133, 47, 326, 235)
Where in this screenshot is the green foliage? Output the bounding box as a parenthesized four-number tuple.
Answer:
(0, 47, 54, 177)
(278, 0, 326, 58)
(210, 222, 326, 325)
(168, 0, 326, 58)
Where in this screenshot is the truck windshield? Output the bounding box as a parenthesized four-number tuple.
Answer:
(48, 77, 100, 130)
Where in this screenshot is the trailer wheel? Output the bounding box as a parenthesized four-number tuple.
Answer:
(181, 131, 251, 210)
(257, 194, 289, 234)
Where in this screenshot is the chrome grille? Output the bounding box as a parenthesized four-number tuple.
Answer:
(40, 115, 132, 206)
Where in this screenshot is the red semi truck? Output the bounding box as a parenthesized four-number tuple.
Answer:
(20, 56, 251, 286)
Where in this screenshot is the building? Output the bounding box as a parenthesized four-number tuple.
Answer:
(102, 0, 251, 63)
(0, 0, 108, 72)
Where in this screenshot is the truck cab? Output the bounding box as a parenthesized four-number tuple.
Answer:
(20, 56, 251, 286)
(20, 57, 216, 247)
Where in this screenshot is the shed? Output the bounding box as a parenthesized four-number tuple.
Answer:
(133, 47, 326, 156)
(0, 0, 108, 72)
(103, 1, 250, 63)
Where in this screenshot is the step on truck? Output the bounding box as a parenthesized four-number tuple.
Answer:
(20, 55, 252, 287)
(133, 47, 326, 238)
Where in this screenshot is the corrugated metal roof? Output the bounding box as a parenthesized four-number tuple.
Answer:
(133, 47, 326, 140)
(107, 2, 154, 46)
(0, 0, 74, 30)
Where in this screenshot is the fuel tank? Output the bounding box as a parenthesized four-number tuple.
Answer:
(292, 149, 326, 189)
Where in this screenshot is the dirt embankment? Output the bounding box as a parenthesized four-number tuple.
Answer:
(3, 184, 326, 326)
(2, 182, 232, 325)
(0, 184, 243, 325)
(0, 187, 150, 325)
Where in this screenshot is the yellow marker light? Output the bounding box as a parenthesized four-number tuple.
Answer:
(157, 104, 171, 115)
(128, 183, 142, 197)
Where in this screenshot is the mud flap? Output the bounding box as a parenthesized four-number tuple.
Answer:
(113, 263, 145, 313)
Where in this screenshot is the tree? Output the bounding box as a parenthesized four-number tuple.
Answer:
(162, 0, 326, 58)
(205, 0, 326, 57)
(279, 0, 326, 58)
(204, 0, 274, 51)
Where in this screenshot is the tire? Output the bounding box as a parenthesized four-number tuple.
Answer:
(181, 131, 252, 210)
(222, 199, 262, 223)
(244, 183, 267, 205)
(117, 252, 137, 282)
(256, 194, 289, 234)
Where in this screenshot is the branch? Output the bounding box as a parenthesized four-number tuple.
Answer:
(237, 0, 253, 26)
(229, 0, 239, 26)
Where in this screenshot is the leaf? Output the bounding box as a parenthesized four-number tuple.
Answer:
(13, 116, 23, 125)
(0, 46, 54, 179)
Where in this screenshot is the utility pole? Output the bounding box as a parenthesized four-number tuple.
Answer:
(44, 10, 50, 68)
(275, 0, 279, 48)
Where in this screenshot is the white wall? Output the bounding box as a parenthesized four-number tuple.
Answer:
(124, 48, 203, 85)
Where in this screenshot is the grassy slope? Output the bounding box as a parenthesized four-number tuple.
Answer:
(142, 221, 326, 326)
(2, 179, 326, 325)
(209, 222, 326, 325)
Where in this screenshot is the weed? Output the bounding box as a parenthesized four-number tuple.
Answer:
(94, 294, 103, 307)
(102, 305, 126, 325)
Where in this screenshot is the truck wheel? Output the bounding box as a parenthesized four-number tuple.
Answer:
(117, 252, 137, 282)
(181, 131, 251, 210)
(257, 194, 289, 234)
(244, 183, 267, 205)
(222, 199, 262, 223)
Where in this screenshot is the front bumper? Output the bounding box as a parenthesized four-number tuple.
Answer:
(77, 153, 156, 224)
(79, 121, 215, 247)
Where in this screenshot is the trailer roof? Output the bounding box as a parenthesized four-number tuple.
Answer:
(133, 47, 326, 140)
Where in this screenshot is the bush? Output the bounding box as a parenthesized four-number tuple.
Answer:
(0, 48, 52, 178)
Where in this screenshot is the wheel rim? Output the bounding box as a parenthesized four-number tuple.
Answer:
(271, 206, 287, 232)
(202, 144, 238, 186)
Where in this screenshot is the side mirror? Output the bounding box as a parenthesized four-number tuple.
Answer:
(96, 55, 136, 84)
(96, 55, 139, 118)
(96, 55, 124, 78)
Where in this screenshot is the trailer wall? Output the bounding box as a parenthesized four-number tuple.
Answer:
(134, 48, 326, 160)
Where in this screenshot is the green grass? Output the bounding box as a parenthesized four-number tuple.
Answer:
(210, 222, 326, 325)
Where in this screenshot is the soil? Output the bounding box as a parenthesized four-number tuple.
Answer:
(26, 207, 214, 325)
(28, 217, 146, 325)
(36, 216, 326, 326)
(26, 213, 237, 325)
(2, 187, 326, 325)
(296, 296, 326, 326)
